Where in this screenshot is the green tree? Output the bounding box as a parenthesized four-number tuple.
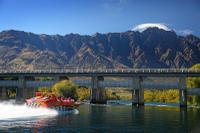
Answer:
(106, 90, 120, 100)
(51, 80, 78, 99)
(38, 87, 50, 95)
(187, 64, 200, 105)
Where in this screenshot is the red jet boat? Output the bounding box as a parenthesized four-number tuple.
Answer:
(26, 92, 80, 111)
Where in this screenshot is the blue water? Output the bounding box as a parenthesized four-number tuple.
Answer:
(1, 101, 200, 133)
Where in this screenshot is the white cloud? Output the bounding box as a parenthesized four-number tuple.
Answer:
(132, 23, 171, 32)
(177, 29, 193, 36)
(131, 23, 196, 36)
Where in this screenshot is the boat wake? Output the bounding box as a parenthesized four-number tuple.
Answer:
(0, 101, 59, 120)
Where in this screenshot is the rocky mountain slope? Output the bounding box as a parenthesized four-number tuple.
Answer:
(0, 28, 199, 70)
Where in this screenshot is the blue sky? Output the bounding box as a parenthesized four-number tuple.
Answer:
(0, 0, 200, 36)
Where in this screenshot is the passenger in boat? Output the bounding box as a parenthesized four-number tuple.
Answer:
(60, 97, 75, 106)
(35, 91, 41, 96)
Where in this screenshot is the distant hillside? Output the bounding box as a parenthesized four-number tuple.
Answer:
(0, 28, 199, 70)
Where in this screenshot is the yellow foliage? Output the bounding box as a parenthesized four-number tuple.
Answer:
(187, 64, 200, 105)
(144, 90, 179, 103)
(76, 87, 90, 100)
(106, 90, 120, 100)
(51, 80, 77, 99)
(38, 87, 50, 95)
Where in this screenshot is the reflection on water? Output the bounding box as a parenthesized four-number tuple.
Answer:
(1, 102, 200, 132)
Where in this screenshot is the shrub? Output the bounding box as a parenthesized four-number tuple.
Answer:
(76, 87, 90, 100)
(38, 87, 50, 95)
(51, 80, 78, 99)
(187, 64, 200, 105)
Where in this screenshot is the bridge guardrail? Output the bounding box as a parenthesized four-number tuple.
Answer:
(0, 68, 199, 74)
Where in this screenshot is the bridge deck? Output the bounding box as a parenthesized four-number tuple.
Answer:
(0, 69, 199, 77)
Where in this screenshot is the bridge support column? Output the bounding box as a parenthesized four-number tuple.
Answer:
(26, 88, 35, 98)
(0, 87, 8, 100)
(132, 77, 144, 106)
(16, 76, 28, 102)
(26, 77, 36, 98)
(16, 87, 23, 102)
(179, 77, 187, 108)
(90, 76, 107, 104)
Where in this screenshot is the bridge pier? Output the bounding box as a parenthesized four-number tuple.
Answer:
(179, 77, 187, 108)
(132, 77, 144, 106)
(16, 76, 30, 102)
(16, 87, 23, 102)
(25, 76, 36, 98)
(90, 76, 107, 104)
(0, 87, 8, 100)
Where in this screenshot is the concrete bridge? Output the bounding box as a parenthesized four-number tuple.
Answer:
(0, 68, 200, 107)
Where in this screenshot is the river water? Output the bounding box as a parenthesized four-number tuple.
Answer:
(0, 101, 200, 133)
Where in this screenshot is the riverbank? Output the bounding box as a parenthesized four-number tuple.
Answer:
(77, 88, 179, 103)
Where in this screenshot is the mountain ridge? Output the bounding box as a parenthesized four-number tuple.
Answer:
(0, 28, 199, 70)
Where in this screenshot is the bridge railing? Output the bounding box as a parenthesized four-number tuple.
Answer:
(0, 68, 200, 74)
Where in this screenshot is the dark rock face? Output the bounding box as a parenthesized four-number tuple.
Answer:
(0, 28, 199, 70)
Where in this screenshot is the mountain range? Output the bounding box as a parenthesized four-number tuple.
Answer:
(0, 28, 199, 70)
